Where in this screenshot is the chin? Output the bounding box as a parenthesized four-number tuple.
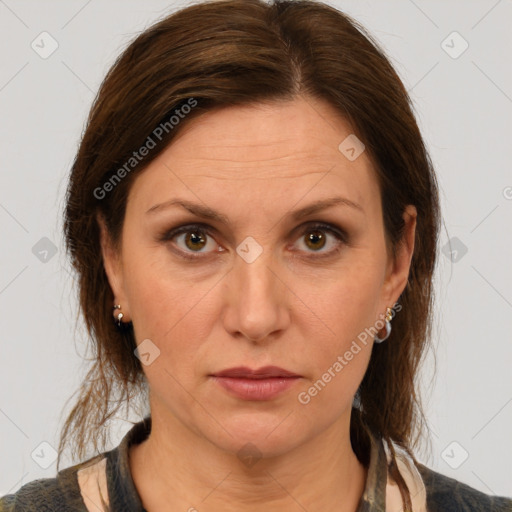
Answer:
(206, 412, 305, 458)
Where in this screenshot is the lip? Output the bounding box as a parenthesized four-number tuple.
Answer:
(212, 366, 301, 379)
(210, 366, 302, 401)
(211, 376, 301, 401)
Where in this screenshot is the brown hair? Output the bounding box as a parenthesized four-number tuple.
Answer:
(60, 0, 441, 508)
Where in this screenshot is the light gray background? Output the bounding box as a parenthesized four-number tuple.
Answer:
(1, 0, 511, 499)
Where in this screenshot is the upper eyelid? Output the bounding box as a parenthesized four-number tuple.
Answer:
(163, 220, 344, 236)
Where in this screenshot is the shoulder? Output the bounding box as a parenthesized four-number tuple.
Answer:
(0, 477, 72, 512)
(416, 463, 512, 512)
(0, 455, 106, 512)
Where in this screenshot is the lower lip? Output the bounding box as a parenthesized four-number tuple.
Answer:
(212, 376, 300, 400)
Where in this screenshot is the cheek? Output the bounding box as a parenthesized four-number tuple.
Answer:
(294, 259, 382, 397)
(294, 280, 377, 417)
(121, 234, 190, 331)
(306, 260, 383, 347)
(123, 252, 218, 375)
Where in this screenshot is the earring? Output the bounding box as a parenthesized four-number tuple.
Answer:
(374, 307, 393, 343)
(113, 304, 124, 327)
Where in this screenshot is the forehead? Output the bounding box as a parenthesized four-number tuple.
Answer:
(128, 96, 380, 218)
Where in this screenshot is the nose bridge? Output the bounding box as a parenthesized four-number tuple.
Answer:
(223, 239, 288, 342)
(238, 249, 277, 302)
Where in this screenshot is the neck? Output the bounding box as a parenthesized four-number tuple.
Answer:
(129, 410, 368, 512)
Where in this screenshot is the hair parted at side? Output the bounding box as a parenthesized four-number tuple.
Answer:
(61, 1, 441, 509)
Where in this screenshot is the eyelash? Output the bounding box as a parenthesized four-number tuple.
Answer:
(158, 222, 349, 261)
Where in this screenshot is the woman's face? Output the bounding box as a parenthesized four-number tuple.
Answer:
(101, 95, 416, 457)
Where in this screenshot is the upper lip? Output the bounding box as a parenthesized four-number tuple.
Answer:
(211, 366, 301, 379)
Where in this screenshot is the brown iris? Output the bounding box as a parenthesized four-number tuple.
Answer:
(185, 231, 207, 251)
(304, 229, 326, 251)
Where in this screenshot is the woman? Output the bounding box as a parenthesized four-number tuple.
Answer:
(1, 0, 510, 511)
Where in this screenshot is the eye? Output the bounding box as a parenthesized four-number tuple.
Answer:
(292, 222, 348, 258)
(159, 221, 348, 260)
(160, 223, 221, 259)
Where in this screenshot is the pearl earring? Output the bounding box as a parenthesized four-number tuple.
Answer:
(374, 307, 393, 343)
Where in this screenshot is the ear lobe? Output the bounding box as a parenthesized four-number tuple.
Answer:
(97, 213, 125, 304)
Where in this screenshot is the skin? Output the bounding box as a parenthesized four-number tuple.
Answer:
(99, 95, 417, 512)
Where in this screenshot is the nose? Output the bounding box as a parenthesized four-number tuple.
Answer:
(221, 248, 290, 344)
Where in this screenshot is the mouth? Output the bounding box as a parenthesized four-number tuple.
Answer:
(209, 366, 302, 401)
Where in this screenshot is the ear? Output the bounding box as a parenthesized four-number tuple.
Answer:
(97, 213, 131, 321)
(380, 204, 417, 311)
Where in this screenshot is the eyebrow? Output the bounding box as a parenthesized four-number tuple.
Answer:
(145, 196, 364, 223)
